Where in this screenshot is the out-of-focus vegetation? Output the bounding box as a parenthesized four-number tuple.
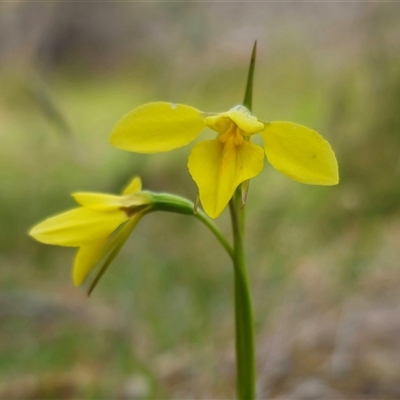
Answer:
(1, 2, 400, 399)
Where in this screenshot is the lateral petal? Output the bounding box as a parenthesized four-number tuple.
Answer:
(29, 208, 129, 247)
(110, 102, 205, 153)
(188, 139, 264, 218)
(261, 122, 339, 185)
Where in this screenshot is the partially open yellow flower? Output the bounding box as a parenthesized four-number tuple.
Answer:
(29, 177, 152, 286)
(110, 103, 339, 218)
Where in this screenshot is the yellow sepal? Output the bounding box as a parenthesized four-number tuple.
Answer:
(261, 122, 339, 185)
(110, 102, 205, 153)
(29, 208, 129, 247)
(73, 239, 108, 286)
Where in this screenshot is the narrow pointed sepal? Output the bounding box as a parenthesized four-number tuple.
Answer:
(241, 180, 250, 209)
(193, 193, 200, 214)
(87, 215, 143, 294)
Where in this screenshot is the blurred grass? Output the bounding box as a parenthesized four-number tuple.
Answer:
(1, 5, 400, 398)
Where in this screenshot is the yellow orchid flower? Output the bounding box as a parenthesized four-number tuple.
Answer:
(29, 177, 152, 286)
(110, 103, 339, 219)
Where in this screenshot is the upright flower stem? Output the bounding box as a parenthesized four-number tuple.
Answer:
(227, 40, 258, 399)
(229, 197, 256, 400)
(195, 210, 234, 261)
(151, 192, 234, 260)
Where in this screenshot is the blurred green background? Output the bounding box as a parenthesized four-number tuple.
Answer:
(1, 2, 400, 399)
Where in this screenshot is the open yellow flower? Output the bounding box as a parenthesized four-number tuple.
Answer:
(29, 177, 152, 286)
(110, 103, 339, 218)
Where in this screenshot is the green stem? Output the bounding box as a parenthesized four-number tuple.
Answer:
(150, 192, 233, 260)
(195, 210, 234, 261)
(229, 198, 256, 400)
(235, 187, 246, 239)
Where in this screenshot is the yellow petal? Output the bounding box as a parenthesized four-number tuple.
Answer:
(205, 106, 264, 135)
(226, 106, 264, 134)
(122, 176, 142, 195)
(73, 214, 143, 287)
(261, 122, 339, 185)
(29, 208, 129, 247)
(110, 102, 205, 153)
(188, 139, 264, 218)
(204, 114, 231, 134)
(72, 192, 150, 211)
(73, 239, 108, 286)
(72, 193, 125, 211)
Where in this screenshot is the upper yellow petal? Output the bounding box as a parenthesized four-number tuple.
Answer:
(72, 193, 125, 211)
(226, 106, 264, 134)
(205, 106, 264, 135)
(72, 192, 151, 211)
(204, 113, 231, 134)
(110, 102, 205, 153)
(122, 176, 142, 195)
(188, 139, 264, 218)
(29, 207, 129, 247)
(261, 122, 339, 185)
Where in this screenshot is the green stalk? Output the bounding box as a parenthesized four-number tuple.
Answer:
(226, 39, 258, 400)
(229, 199, 256, 400)
(154, 191, 256, 398)
(195, 209, 234, 261)
(153, 191, 256, 399)
(150, 192, 233, 260)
